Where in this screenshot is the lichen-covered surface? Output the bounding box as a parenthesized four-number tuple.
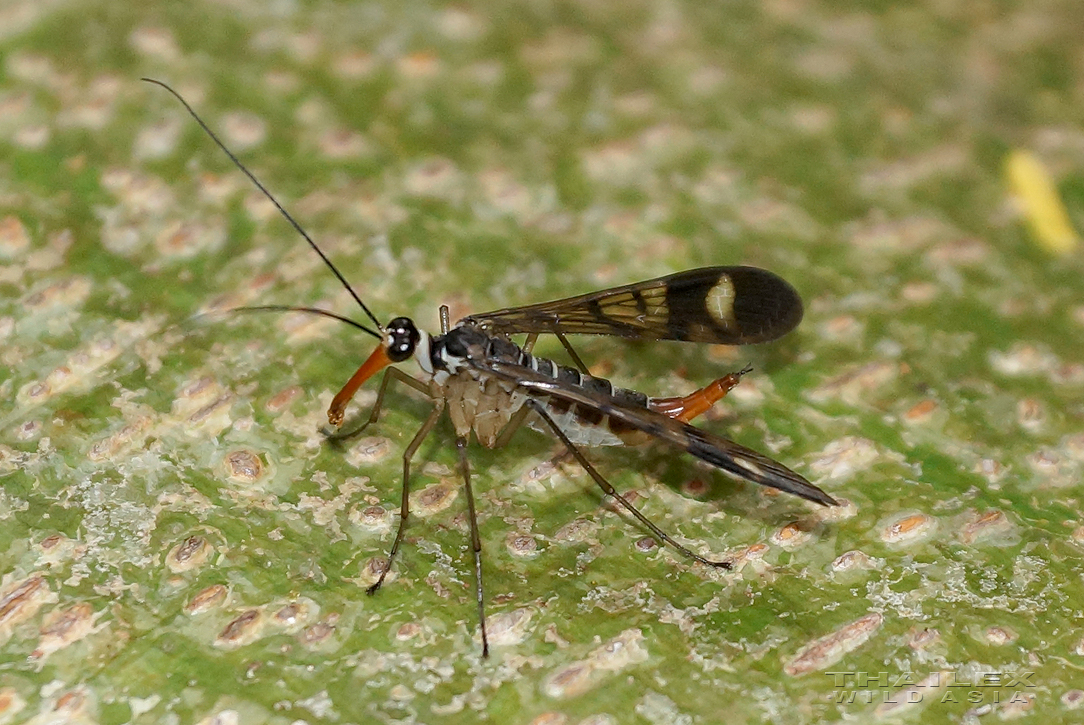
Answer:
(1, 1, 1083, 723)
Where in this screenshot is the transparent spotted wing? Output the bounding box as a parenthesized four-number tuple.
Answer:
(461, 266, 803, 345)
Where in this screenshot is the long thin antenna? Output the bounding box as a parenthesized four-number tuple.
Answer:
(142, 77, 385, 334)
(206, 304, 382, 338)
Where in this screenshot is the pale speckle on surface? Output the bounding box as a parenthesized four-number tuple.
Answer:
(984, 625, 1017, 646)
(577, 716, 616, 725)
(22, 275, 92, 312)
(487, 607, 534, 646)
(344, 436, 392, 466)
(880, 512, 936, 545)
(100, 167, 175, 215)
(0, 215, 30, 259)
(902, 398, 939, 424)
(1071, 525, 1084, 546)
(224, 450, 265, 483)
(30, 602, 99, 660)
(45, 686, 95, 721)
(872, 670, 948, 718)
(1016, 397, 1046, 432)
(165, 535, 212, 573)
(438, 7, 485, 41)
(812, 497, 856, 523)
(543, 629, 648, 698)
(528, 713, 568, 725)
(184, 585, 229, 615)
(1061, 689, 1084, 709)
(411, 482, 458, 517)
(830, 549, 879, 573)
(134, 117, 182, 160)
(332, 50, 376, 79)
(478, 168, 539, 220)
(726, 543, 770, 573)
(506, 533, 539, 558)
(770, 521, 813, 549)
(36, 534, 84, 567)
(128, 26, 180, 60)
(542, 661, 596, 700)
(301, 614, 338, 647)
(271, 598, 317, 633)
(859, 145, 968, 194)
(808, 436, 880, 481)
(154, 219, 227, 260)
(1050, 362, 1084, 385)
(959, 510, 1013, 545)
(973, 457, 1006, 485)
(518, 458, 563, 493)
(845, 209, 949, 254)
(396, 50, 442, 79)
(87, 415, 153, 462)
(317, 127, 373, 160)
(636, 691, 699, 725)
(552, 518, 598, 544)
(214, 609, 264, 649)
(808, 361, 900, 404)
(582, 141, 643, 185)
(355, 556, 394, 589)
(900, 280, 939, 304)
(403, 157, 463, 200)
(0, 574, 56, 641)
(194, 709, 239, 725)
(265, 385, 303, 413)
(349, 504, 391, 531)
(817, 314, 864, 343)
(388, 683, 414, 702)
(0, 687, 26, 719)
(997, 691, 1036, 718)
(196, 170, 244, 207)
(906, 627, 941, 651)
(395, 621, 421, 642)
(989, 343, 1059, 377)
(220, 112, 267, 151)
(1026, 448, 1066, 479)
(784, 613, 883, 676)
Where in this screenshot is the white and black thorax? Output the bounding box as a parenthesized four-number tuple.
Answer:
(384, 317, 649, 448)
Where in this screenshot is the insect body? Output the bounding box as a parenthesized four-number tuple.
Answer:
(147, 79, 838, 658)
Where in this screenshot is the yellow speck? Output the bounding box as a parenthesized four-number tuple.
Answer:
(1005, 149, 1079, 255)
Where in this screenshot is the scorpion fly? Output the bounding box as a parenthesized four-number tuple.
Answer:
(146, 79, 838, 657)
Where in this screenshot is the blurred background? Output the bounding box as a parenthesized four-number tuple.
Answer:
(1, 0, 1082, 723)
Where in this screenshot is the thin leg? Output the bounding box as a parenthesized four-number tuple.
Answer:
(488, 333, 542, 449)
(521, 333, 538, 355)
(456, 436, 489, 657)
(554, 331, 589, 374)
(490, 330, 590, 450)
(491, 402, 533, 450)
(367, 399, 446, 594)
(527, 400, 731, 570)
(328, 367, 429, 442)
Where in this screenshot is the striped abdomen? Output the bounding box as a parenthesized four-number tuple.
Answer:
(512, 353, 653, 447)
(436, 328, 654, 448)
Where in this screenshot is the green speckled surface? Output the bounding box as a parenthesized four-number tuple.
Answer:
(2, 1, 1083, 723)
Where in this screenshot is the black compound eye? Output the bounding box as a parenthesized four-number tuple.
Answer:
(385, 317, 420, 362)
